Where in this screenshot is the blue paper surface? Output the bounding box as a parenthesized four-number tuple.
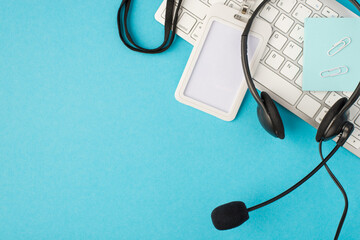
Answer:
(0, 1, 360, 240)
(303, 18, 360, 91)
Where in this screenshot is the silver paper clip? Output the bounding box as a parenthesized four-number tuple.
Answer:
(327, 37, 351, 56)
(320, 66, 349, 78)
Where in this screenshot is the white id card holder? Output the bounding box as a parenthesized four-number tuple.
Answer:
(175, 4, 272, 121)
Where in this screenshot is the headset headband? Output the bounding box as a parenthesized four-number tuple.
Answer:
(242, 0, 360, 113)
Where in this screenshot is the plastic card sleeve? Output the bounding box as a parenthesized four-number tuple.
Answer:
(175, 4, 272, 121)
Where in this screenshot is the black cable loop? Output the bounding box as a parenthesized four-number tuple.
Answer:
(117, 0, 182, 54)
(247, 143, 341, 212)
(319, 140, 348, 240)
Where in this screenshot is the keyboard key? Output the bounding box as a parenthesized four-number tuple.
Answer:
(343, 91, 353, 98)
(290, 24, 304, 43)
(261, 47, 270, 60)
(347, 136, 360, 149)
(283, 41, 302, 60)
(280, 61, 300, 80)
(277, 0, 296, 13)
(227, 1, 241, 10)
(310, 91, 327, 100)
(352, 128, 360, 140)
(293, 4, 312, 23)
(260, 4, 279, 23)
(269, 31, 287, 50)
(298, 54, 304, 66)
(265, 51, 285, 70)
(177, 13, 197, 34)
(162, 7, 182, 19)
(306, 0, 323, 11)
(297, 95, 321, 118)
(356, 115, 360, 126)
(322, 7, 339, 18)
(348, 106, 359, 120)
(180, 0, 207, 20)
(208, 0, 227, 5)
(316, 107, 329, 123)
(254, 64, 302, 105)
(275, 14, 295, 33)
(295, 73, 303, 87)
(191, 23, 203, 40)
(325, 92, 342, 106)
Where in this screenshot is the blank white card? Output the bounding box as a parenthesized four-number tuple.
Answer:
(183, 21, 259, 113)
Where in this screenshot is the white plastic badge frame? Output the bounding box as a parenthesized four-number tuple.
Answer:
(175, 5, 272, 121)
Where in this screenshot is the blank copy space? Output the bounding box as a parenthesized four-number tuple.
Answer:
(184, 21, 259, 113)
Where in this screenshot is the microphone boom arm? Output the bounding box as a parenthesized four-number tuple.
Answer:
(247, 144, 341, 212)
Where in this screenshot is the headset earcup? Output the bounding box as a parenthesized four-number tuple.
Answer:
(316, 97, 348, 142)
(257, 92, 285, 139)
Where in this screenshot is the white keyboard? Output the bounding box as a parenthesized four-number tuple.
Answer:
(155, 0, 360, 158)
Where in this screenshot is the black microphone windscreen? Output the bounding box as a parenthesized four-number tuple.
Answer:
(211, 201, 249, 230)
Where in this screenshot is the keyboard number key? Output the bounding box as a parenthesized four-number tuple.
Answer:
(292, 4, 312, 23)
(277, 0, 297, 13)
(265, 51, 285, 70)
(280, 61, 300, 80)
(297, 95, 321, 118)
(260, 4, 279, 23)
(306, 0, 323, 11)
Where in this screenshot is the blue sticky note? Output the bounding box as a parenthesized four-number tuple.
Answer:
(303, 18, 360, 91)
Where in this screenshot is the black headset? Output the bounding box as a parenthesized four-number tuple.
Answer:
(212, 0, 360, 239)
(242, 0, 360, 142)
(116, 0, 360, 238)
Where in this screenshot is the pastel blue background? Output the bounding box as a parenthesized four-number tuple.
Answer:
(303, 18, 360, 91)
(0, 1, 359, 239)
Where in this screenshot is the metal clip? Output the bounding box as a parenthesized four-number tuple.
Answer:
(234, 0, 254, 20)
(320, 66, 349, 78)
(327, 37, 351, 56)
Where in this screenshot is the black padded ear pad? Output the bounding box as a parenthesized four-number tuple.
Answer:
(316, 97, 348, 142)
(257, 92, 285, 139)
